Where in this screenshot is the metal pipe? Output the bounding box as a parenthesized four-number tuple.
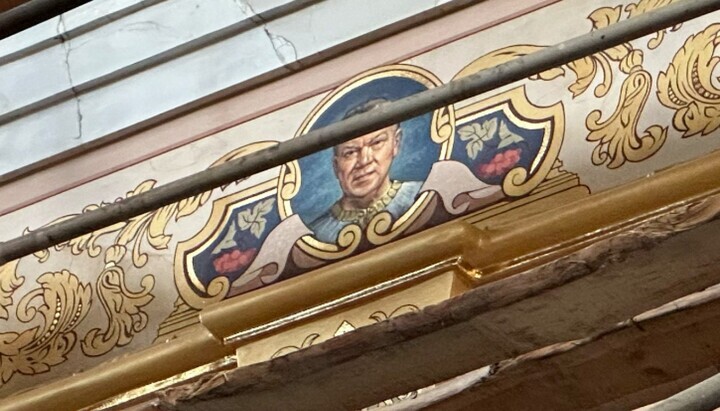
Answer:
(640, 372, 720, 411)
(1, 0, 719, 265)
(0, 0, 93, 40)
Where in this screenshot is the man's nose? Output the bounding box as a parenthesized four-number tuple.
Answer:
(358, 146, 372, 166)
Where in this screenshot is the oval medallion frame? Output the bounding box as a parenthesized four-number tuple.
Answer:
(278, 64, 455, 260)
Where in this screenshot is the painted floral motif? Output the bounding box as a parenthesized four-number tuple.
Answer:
(210, 199, 276, 277)
(237, 199, 275, 239)
(459, 119, 524, 161)
(456, 116, 532, 185)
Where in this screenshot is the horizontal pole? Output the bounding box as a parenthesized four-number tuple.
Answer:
(644, 373, 720, 411)
(1, 0, 720, 265)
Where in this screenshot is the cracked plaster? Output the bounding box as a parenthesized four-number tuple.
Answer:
(231, 0, 298, 66)
(57, 15, 84, 141)
(0, 0, 458, 175)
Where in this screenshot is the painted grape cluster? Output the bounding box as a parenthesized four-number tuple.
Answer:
(476, 147, 522, 179)
(212, 247, 258, 274)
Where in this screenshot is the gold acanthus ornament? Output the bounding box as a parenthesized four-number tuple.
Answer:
(0, 270, 91, 385)
(624, 0, 682, 49)
(81, 245, 155, 357)
(453, 2, 671, 169)
(0, 260, 23, 321)
(658, 24, 720, 137)
(30, 179, 211, 268)
(9, 178, 212, 371)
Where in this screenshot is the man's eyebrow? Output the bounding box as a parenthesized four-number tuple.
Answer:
(339, 143, 360, 151)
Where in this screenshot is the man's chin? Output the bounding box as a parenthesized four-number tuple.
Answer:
(348, 181, 376, 194)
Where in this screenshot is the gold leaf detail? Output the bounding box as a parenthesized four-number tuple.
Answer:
(28, 179, 211, 268)
(369, 304, 420, 323)
(586, 70, 667, 168)
(658, 24, 720, 137)
(588, 6, 622, 30)
(81, 264, 154, 357)
(0, 270, 91, 385)
(0, 261, 23, 320)
(270, 333, 320, 359)
(625, 0, 681, 49)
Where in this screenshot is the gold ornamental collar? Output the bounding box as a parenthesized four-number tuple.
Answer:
(331, 180, 402, 226)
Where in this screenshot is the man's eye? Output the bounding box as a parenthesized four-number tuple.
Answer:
(343, 151, 356, 158)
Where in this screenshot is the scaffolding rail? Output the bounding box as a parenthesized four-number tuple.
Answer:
(1, 0, 719, 265)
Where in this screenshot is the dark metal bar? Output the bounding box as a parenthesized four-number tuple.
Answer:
(0, 0, 93, 40)
(1, 0, 719, 265)
(644, 373, 720, 411)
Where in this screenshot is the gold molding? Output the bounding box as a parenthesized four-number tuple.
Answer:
(223, 258, 462, 344)
(199, 220, 483, 341)
(89, 356, 236, 410)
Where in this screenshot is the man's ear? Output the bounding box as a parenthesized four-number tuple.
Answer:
(393, 127, 402, 157)
(332, 155, 338, 175)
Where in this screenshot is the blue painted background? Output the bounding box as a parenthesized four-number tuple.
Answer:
(291, 76, 441, 225)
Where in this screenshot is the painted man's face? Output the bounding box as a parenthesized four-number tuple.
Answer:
(333, 125, 400, 207)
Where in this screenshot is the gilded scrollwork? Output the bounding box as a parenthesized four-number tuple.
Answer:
(586, 69, 667, 168)
(81, 246, 155, 357)
(268, 305, 421, 361)
(455, 1, 671, 169)
(573, 4, 667, 168)
(29, 179, 211, 268)
(0, 261, 23, 320)
(658, 24, 720, 137)
(21, 177, 214, 358)
(270, 333, 320, 359)
(0, 270, 91, 385)
(369, 304, 420, 322)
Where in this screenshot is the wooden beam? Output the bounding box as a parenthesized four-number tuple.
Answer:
(155, 195, 720, 410)
(429, 285, 720, 410)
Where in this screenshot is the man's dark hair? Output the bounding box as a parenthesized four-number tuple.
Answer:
(342, 98, 390, 120)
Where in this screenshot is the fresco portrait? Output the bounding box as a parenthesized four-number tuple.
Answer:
(279, 65, 453, 252)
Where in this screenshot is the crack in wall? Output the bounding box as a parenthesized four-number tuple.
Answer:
(57, 15, 84, 141)
(233, 0, 255, 16)
(264, 28, 298, 65)
(232, 0, 298, 66)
